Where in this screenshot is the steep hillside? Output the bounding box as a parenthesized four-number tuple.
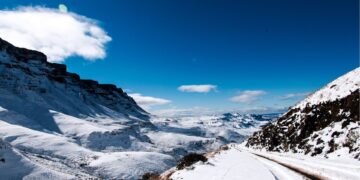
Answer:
(246, 68, 360, 159)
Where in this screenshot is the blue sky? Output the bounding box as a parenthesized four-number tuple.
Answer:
(0, 0, 358, 113)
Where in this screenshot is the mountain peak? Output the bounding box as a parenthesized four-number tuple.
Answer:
(293, 67, 360, 109)
(246, 67, 360, 159)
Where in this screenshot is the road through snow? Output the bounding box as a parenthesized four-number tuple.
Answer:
(170, 145, 360, 180)
(170, 148, 276, 180)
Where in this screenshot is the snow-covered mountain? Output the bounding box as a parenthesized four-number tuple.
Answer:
(0, 38, 277, 179)
(246, 67, 360, 159)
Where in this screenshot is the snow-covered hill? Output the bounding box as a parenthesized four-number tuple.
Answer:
(0, 38, 276, 179)
(247, 67, 360, 159)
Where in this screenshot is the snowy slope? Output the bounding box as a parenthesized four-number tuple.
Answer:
(0, 104, 175, 179)
(0, 138, 77, 179)
(247, 67, 360, 159)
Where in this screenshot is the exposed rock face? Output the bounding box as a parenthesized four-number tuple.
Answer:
(0, 37, 149, 128)
(246, 68, 360, 159)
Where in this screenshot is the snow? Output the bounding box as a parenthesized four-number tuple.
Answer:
(0, 138, 77, 179)
(89, 152, 174, 179)
(146, 131, 212, 149)
(251, 155, 303, 180)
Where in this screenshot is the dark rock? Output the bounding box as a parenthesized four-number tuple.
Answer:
(176, 153, 207, 170)
(67, 72, 80, 81)
(80, 80, 99, 87)
(49, 63, 67, 75)
(99, 84, 117, 90)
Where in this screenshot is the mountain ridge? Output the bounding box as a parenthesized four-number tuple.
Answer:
(0, 37, 147, 120)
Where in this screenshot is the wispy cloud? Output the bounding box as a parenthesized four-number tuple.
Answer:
(280, 92, 309, 100)
(129, 93, 171, 109)
(178, 84, 217, 93)
(0, 6, 111, 62)
(229, 90, 266, 103)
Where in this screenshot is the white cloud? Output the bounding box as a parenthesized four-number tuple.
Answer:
(129, 93, 171, 109)
(178, 84, 217, 93)
(230, 90, 266, 103)
(280, 92, 309, 100)
(0, 6, 111, 62)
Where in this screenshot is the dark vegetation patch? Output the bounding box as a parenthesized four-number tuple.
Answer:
(327, 139, 338, 154)
(141, 172, 160, 180)
(176, 153, 207, 170)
